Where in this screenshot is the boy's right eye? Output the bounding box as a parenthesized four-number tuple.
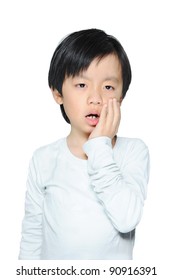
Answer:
(76, 83, 86, 88)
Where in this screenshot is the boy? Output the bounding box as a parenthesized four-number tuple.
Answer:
(19, 28, 149, 260)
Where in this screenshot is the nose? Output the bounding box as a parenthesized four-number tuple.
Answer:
(88, 90, 102, 105)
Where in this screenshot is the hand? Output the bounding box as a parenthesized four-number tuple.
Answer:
(89, 98, 121, 140)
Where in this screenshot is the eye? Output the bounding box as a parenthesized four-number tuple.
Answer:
(105, 85, 114, 90)
(76, 83, 86, 88)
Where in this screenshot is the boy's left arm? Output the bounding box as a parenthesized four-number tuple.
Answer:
(83, 136, 150, 233)
(83, 98, 149, 233)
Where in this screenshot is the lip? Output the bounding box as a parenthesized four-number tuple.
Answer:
(85, 116, 99, 126)
(85, 111, 100, 126)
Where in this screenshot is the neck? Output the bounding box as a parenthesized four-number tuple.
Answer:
(66, 130, 89, 160)
(67, 129, 89, 146)
(66, 129, 117, 160)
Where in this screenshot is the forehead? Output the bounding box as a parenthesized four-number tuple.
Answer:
(77, 54, 122, 80)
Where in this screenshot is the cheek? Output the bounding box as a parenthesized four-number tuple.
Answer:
(62, 96, 83, 119)
(104, 90, 122, 102)
(63, 101, 73, 118)
(103, 93, 116, 102)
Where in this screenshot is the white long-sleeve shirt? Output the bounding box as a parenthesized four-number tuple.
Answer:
(19, 136, 149, 260)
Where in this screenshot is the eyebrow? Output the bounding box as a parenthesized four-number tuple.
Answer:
(103, 76, 119, 83)
(76, 74, 119, 83)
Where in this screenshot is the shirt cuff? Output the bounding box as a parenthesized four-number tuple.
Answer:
(83, 137, 114, 170)
(83, 136, 112, 155)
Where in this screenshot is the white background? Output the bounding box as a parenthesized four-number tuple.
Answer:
(0, 0, 173, 278)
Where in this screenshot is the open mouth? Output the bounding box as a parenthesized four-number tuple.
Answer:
(86, 114, 99, 119)
(85, 113, 100, 126)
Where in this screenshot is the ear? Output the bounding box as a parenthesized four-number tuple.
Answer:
(51, 88, 63, 105)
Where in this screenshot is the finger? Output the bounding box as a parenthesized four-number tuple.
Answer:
(113, 98, 120, 114)
(112, 98, 121, 127)
(106, 99, 114, 125)
(99, 103, 108, 124)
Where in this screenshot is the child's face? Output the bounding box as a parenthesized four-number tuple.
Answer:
(53, 54, 123, 137)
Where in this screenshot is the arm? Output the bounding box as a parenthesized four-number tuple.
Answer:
(19, 154, 44, 260)
(83, 136, 150, 233)
(84, 98, 149, 233)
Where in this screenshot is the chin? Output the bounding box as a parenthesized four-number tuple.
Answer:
(82, 128, 94, 138)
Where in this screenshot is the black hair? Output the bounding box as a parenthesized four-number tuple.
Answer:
(48, 28, 132, 123)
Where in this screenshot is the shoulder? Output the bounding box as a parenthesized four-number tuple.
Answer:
(115, 136, 149, 161)
(116, 136, 149, 151)
(32, 138, 66, 166)
(29, 138, 67, 184)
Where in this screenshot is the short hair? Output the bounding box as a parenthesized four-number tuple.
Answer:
(48, 28, 132, 123)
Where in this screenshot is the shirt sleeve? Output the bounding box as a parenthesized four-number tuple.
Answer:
(18, 153, 44, 260)
(83, 136, 150, 233)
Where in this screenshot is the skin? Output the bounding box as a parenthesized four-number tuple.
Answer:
(52, 54, 123, 159)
